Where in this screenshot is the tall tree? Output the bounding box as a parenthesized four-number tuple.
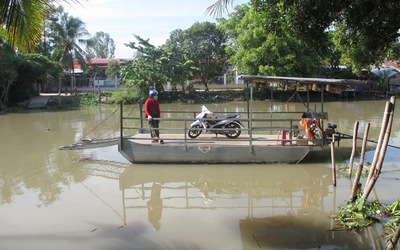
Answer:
(0, 38, 18, 110)
(9, 53, 62, 105)
(0, 0, 85, 53)
(183, 22, 227, 90)
(86, 31, 116, 58)
(122, 35, 170, 97)
(210, 0, 400, 73)
(329, 0, 400, 71)
(48, 11, 89, 72)
(162, 29, 196, 92)
(105, 59, 120, 79)
(219, 4, 321, 77)
(207, 0, 237, 16)
(0, 37, 62, 111)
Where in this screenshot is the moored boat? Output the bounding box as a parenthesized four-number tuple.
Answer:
(118, 75, 368, 164)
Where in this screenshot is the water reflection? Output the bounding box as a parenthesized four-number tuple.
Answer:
(119, 164, 381, 249)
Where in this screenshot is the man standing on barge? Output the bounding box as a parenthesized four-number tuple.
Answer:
(145, 90, 164, 144)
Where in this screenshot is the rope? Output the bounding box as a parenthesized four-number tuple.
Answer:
(76, 99, 141, 144)
(76, 108, 119, 143)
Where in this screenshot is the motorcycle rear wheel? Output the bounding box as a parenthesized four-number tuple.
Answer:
(224, 122, 241, 139)
(188, 125, 202, 138)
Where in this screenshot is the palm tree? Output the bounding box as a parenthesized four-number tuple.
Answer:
(0, 0, 84, 54)
(48, 11, 88, 90)
(49, 11, 88, 72)
(207, 0, 236, 16)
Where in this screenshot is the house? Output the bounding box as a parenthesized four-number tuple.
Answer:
(65, 58, 134, 89)
(72, 58, 134, 74)
(371, 61, 400, 93)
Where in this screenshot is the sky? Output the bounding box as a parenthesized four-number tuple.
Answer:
(62, 0, 249, 58)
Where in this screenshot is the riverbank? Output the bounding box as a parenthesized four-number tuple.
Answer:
(19, 87, 390, 111)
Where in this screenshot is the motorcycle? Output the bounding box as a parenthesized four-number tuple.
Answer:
(188, 105, 244, 139)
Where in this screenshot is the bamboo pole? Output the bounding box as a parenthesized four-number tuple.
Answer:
(359, 123, 370, 171)
(331, 135, 336, 186)
(348, 121, 359, 178)
(387, 223, 400, 250)
(349, 122, 371, 202)
(363, 96, 396, 199)
(365, 101, 391, 187)
(331, 185, 337, 239)
(349, 123, 370, 202)
(349, 163, 363, 202)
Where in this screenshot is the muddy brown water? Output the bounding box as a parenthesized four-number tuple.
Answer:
(1, 100, 400, 249)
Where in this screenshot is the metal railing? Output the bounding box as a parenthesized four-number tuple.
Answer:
(119, 102, 320, 150)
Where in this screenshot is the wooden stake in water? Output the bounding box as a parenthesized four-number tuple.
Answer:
(331, 134, 336, 186)
(387, 223, 400, 250)
(359, 123, 370, 171)
(348, 121, 359, 178)
(349, 123, 370, 202)
(363, 96, 396, 199)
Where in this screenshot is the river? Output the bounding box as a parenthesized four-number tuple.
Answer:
(1, 99, 399, 250)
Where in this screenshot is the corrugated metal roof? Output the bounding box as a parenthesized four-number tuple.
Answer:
(238, 75, 368, 86)
(371, 66, 400, 78)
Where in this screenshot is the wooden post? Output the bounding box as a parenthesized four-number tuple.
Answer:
(359, 123, 370, 170)
(350, 122, 370, 202)
(387, 223, 400, 250)
(365, 101, 391, 187)
(363, 96, 396, 199)
(331, 135, 336, 186)
(349, 163, 363, 202)
(119, 102, 124, 151)
(331, 185, 337, 239)
(98, 83, 101, 103)
(348, 121, 359, 178)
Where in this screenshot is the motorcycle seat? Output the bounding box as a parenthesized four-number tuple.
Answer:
(215, 114, 238, 120)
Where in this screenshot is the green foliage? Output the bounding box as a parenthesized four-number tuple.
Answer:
(86, 31, 116, 58)
(0, 37, 65, 110)
(376, 70, 391, 92)
(48, 10, 89, 72)
(162, 29, 197, 92)
(86, 65, 105, 78)
(218, 3, 321, 77)
(181, 22, 227, 90)
(122, 35, 170, 98)
(0, 0, 49, 53)
(384, 199, 400, 239)
(334, 198, 382, 230)
(250, 0, 400, 74)
(79, 91, 140, 106)
(79, 93, 99, 106)
(105, 60, 120, 79)
(109, 89, 140, 104)
(47, 95, 80, 109)
(0, 38, 18, 110)
(25, 53, 63, 77)
(334, 197, 400, 245)
(8, 53, 62, 106)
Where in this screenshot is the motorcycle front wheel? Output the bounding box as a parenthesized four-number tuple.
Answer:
(224, 122, 241, 139)
(188, 125, 202, 138)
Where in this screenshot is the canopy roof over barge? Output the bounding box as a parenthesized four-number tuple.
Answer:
(238, 75, 368, 86)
